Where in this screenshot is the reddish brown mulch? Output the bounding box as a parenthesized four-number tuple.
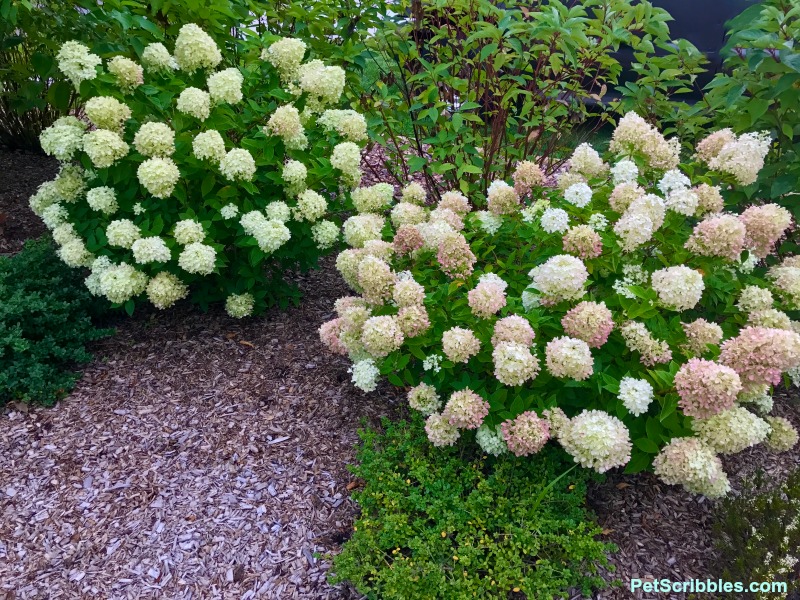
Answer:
(0, 149, 57, 255)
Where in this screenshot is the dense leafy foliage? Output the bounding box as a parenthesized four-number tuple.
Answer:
(713, 468, 800, 599)
(331, 417, 613, 600)
(30, 27, 368, 315)
(353, 0, 700, 198)
(703, 0, 800, 250)
(321, 115, 800, 497)
(0, 238, 113, 405)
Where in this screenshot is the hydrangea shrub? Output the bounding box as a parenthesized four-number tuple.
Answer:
(31, 26, 368, 316)
(320, 113, 800, 497)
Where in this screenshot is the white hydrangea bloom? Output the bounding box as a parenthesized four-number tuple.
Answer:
(146, 272, 188, 309)
(58, 237, 93, 268)
(178, 242, 217, 274)
(476, 424, 508, 456)
(39, 117, 86, 161)
(99, 262, 148, 303)
(173, 219, 205, 245)
(192, 130, 226, 163)
(540, 208, 570, 234)
(611, 159, 638, 185)
(564, 182, 593, 208)
(82, 129, 129, 168)
(262, 37, 307, 79)
(220, 203, 239, 220)
(330, 142, 362, 185)
(618, 377, 654, 416)
(85, 96, 131, 131)
(293, 189, 327, 222)
(297, 59, 346, 109)
(311, 220, 339, 250)
(587, 213, 609, 231)
(240, 211, 291, 253)
(142, 43, 178, 73)
(349, 358, 380, 392)
(137, 157, 180, 198)
(318, 109, 368, 142)
(176, 87, 211, 121)
(86, 186, 118, 215)
(106, 219, 140, 249)
(207, 67, 243, 104)
(265, 201, 291, 223)
(658, 169, 691, 196)
(133, 122, 175, 157)
(174, 24, 222, 73)
(56, 41, 101, 88)
(107, 56, 143, 93)
(131, 236, 171, 264)
(476, 211, 503, 234)
(219, 148, 256, 181)
(651, 265, 704, 311)
(225, 293, 255, 318)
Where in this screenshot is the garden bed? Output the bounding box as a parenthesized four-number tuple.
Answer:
(1, 149, 799, 599)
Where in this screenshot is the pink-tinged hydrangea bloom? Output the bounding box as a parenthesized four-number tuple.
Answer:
(569, 143, 607, 179)
(705, 131, 771, 186)
(558, 410, 632, 473)
(545, 336, 593, 380)
(438, 190, 471, 215)
(492, 315, 535, 346)
(492, 342, 540, 386)
(619, 321, 672, 366)
(681, 319, 723, 356)
(486, 180, 520, 215)
(430, 207, 464, 231)
(501, 411, 550, 456)
(768, 263, 800, 309)
(529, 254, 589, 305)
(334, 296, 368, 317)
(425, 413, 460, 447)
(696, 128, 736, 164)
(651, 266, 704, 311)
(396, 305, 430, 337)
(609, 112, 680, 170)
(442, 327, 481, 364)
(467, 281, 507, 319)
(653, 437, 730, 498)
(737, 286, 773, 313)
(613, 210, 653, 252)
(442, 389, 490, 429)
(561, 301, 614, 348)
(360, 315, 404, 358)
(357, 255, 396, 305)
(319, 318, 347, 355)
(694, 183, 725, 216)
(542, 407, 569, 439)
(719, 326, 800, 389)
(674, 358, 742, 419)
(362, 239, 394, 261)
(692, 407, 770, 455)
(512, 160, 545, 197)
(338, 304, 371, 357)
(563, 225, 602, 260)
(335, 248, 365, 291)
(739, 204, 792, 258)
(393, 224, 424, 255)
(437, 232, 476, 279)
(407, 382, 441, 415)
(628, 194, 666, 231)
(764, 416, 799, 452)
(393, 278, 425, 307)
(608, 182, 644, 213)
(685, 214, 746, 261)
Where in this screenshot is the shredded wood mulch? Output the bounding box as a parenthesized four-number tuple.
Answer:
(1, 148, 799, 600)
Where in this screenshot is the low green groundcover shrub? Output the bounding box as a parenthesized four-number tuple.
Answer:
(320, 113, 800, 498)
(331, 417, 613, 599)
(0, 238, 114, 405)
(713, 469, 800, 599)
(30, 25, 367, 315)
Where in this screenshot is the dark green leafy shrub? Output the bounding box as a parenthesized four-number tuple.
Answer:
(713, 469, 800, 599)
(0, 238, 114, 405)
(331, 417, 614, 599)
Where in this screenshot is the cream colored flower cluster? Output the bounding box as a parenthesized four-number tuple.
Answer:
(310, 115, 800, 494)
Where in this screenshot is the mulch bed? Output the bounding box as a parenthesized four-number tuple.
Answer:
(1, 148, 799, 599)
